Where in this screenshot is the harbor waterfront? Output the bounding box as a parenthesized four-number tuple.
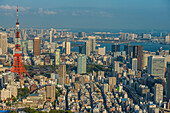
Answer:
(71, 42, 170, 52)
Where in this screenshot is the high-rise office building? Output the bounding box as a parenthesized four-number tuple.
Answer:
(165, 34, 170, 44)
(103, 83, 109, 93)
(88, 36, 96, 54)
(130, 58, 137, 71)
(77, 54, 86, 74)
(58, 64, 66, 85)
(147, 56, 165, 77)
(28, 40, 33, 52)
(46, 85, 56, 102)
(0, 32, 7, 54)
(33, 37, 41, 56)
(50, 30, 52, 44)
(133, 45, 143, 70)
(98, 46, 106, 55)
(85, 41, 90, 56)
(21, 40, 28, 54)
(21, 29, 27, 40)
(143, 54, 151, 69)
(108, 77, 116, 88)
(154, 83, 163, 104)
(78, 32, 86, 38)
(55, 49, 60, 65)
(65, 41, 71, 55)
(79, 45, 86, 54)
(167, 62, 170, 100)
(124, 44, 133, 57)
(112, 43, 120, 52)
(121, 33, 127, 40)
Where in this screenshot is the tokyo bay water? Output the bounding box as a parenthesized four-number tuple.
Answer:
(71, 42, 170, 52)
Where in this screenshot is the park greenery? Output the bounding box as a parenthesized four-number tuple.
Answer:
(18, 88, 30, 99)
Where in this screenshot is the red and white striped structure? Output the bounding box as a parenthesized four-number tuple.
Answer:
(11, 6, 30, 80)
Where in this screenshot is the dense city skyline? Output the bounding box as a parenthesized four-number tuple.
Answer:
(1, 0, 170, 30)
(1, 0, 170, 112)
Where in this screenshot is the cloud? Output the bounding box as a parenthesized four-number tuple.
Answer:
(72, 12, 77, 16)
(38, 8, 56, 15)
(0, 5, 30, 11)
(44, 10, 56, 15)
(99, 11, 113, 17)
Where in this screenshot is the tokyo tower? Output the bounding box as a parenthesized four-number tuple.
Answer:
(10, 6, 30, 80)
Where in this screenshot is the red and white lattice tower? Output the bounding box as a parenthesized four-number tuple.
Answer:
(10, 6, 30, 80)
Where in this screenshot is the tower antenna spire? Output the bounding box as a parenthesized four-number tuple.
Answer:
(17, 5, 18, 23)
(11, 5, 30, 80)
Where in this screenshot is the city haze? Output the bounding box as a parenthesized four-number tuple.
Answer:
(0, 0, 170, 30)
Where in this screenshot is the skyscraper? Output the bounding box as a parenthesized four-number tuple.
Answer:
(58, 64, 66, 85)
(21, 29, 27, 40)
(28, 40, 33, 52)
(98, 46, 106, 55)
(133, 45, 143, 70)
(112, 43, 120, 52)
(46, 85, 55, 102)
(108, 77, 116, 88)
(142, 54, 151, 70)
(121, 33, 127, 40)
(124, 44, 133, 57)
(154, 83, 163, 104)
(65, 41, 71, 55)
(88, 36, 96, 54)
(130, 58, 137, 71)
(55, 49, 60, 65)
(85, 41, 90, 56)
(0, 32, 7, 54)
(167, 62, 170, 100)
(50, 30, 52, 44)
(21, 40, 28, 54)
(33, 37, 41, 56)
(165, 34, 170, 44)
(147, 56, 165, 77)
(79, 45, 86, 54)
(77, 54, 86, 74)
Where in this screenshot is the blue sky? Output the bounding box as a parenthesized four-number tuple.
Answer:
(0, 0, 170, 30)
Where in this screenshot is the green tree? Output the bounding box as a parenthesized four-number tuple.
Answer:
(6, 102, 11, 106)
(9, 110, 17, 113)
(66, 110, 73, 113)
(23, 107, 38, 113)
(18, 88, 30, 99)
(39, 111, 48, 113)
(49, 109, 57, 113)
(57, 110, 65, 113)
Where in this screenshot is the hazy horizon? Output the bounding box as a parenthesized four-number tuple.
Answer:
(0, 0, 170, 30)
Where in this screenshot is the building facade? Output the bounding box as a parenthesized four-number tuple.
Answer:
(133, 45, 143, 70)
(154, 84, 163, 104)
(58, 64, 66, 85)
(33, 37, 41, 56)
(46, 85, 56, 102)
(0, 32, 7, 55)
(88, 36, 96, 54)
(77, 54, 86, 74)
(65, 42, 71, 55)
(55, 49, 60, 65)
(112, 43, 120, 52)
(147, 56, 165, 77)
